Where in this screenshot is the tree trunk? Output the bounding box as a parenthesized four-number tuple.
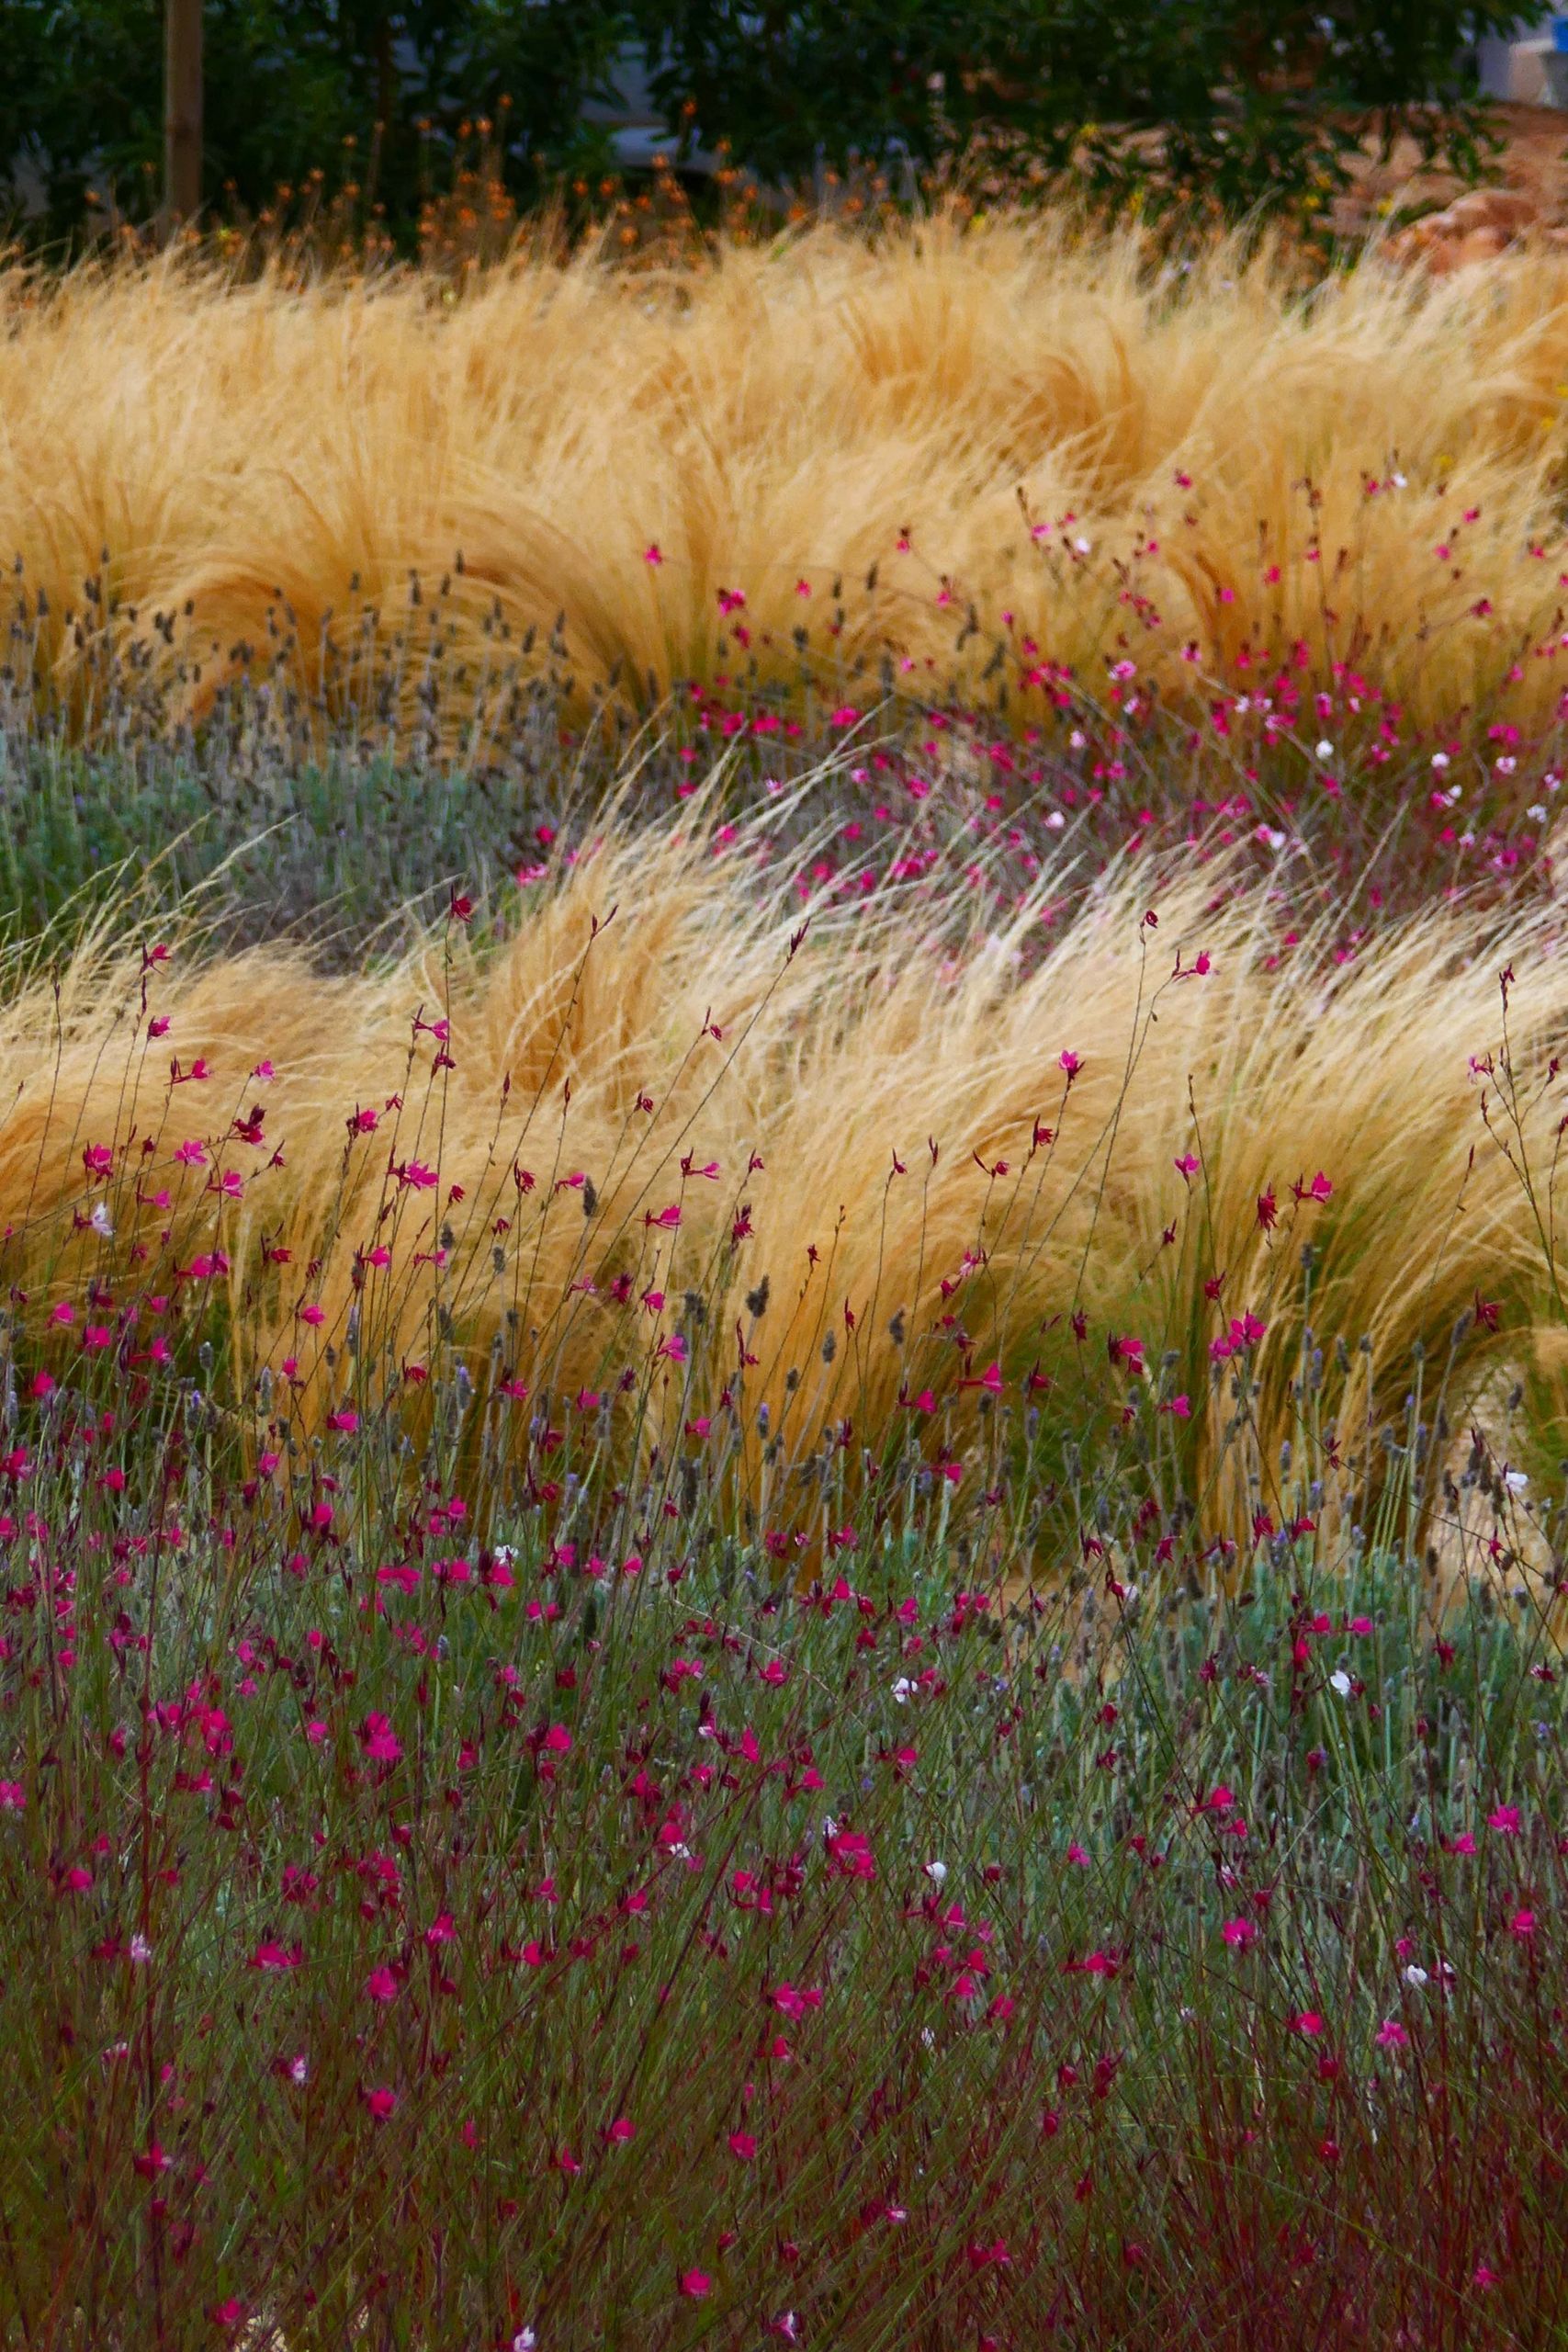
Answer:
(164, 0, 203, 229)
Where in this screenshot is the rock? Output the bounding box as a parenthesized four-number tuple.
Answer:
(1442, 186, 1540, 234)
(1425, 222, 1513, 275)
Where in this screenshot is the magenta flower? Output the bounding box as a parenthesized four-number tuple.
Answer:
(361, 1713, 402, 1764)
(250, 1940, 303, 1973)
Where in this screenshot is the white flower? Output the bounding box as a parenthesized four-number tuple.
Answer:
(513, 2330, 537, 2352)
(89, 1202, 114, 1238)
(1505, 1470, 1529, 1494)
(1044, 810, 1066, 831)
(128, 1933, 152, 1964)
(1430, 751, 1450, 770)
(1068, 728, 1087, 751)
(1315, 740, 1335, 761)
(1404, 1964, 1429, 1989)
(1330, 1670, 1352, 1698)
(288, 2053, 309, 2085)
(1392, 472, 1408, 489)
(891, 1677, 914, 1704)
(1529, 805, 1547, 823)
(1074, 536, 1091, 554)
(924, 1860, 948, 1887)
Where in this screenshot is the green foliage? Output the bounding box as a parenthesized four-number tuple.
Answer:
(0, 0, 1525, 251)
(0, 0, 632, 244)
(630, 0, 1519, 220)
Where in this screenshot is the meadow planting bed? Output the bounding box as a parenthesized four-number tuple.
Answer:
(0, 220, 1566, 2348)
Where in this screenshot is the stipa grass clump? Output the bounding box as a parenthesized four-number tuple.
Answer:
(2, 776, 1567, 1562)
(11, 214, 1568, 767)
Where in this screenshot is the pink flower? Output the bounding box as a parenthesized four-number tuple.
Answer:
(643, 541, 665, 566)
(0, 1781, 24, 1813)
(1291, 2010, 1324, 2037)
(364, 2086, 397, 2120)
(1510, 1907, 1537, 1939)
(1221, 1917, 1258, 1948)
(1059, 1049, 1081, 1077)
(767, 1982, 823, 2019)
(1487, 1804, 1521, 1835)
(679, 2270, 711, 2300)
(365, 1967, 399, 2004)
(606, 2116, 636, 2143)
(250, 1940, 303, 1973)
(1108, 1333, 1145, 1377)
(1375, 2019, 1408, 2049)
(173, 1139, 208, 1167)
(728, 2131, 757, 2160)
(361, 1713, 402, 1764)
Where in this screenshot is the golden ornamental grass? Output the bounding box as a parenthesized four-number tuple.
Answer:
(6, 215, 1568, 733)
(0, 781, 1562, 1559)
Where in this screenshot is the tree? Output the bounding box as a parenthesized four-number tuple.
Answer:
(627, 0, 1525, 224)
(164, 0, 202, 224)
(0, 0, 633, 246)
(0, 0, 1532, 252)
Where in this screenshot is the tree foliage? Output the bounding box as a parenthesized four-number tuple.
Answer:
(0, 0, 1527, 248)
